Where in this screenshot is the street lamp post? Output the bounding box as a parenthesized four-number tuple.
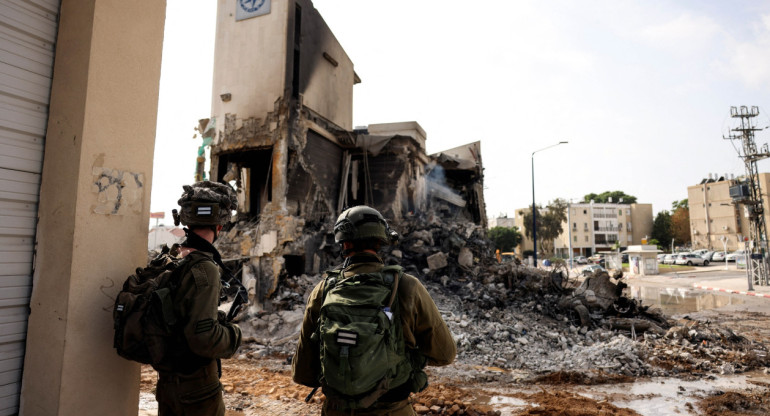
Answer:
(531, 141, 568, 267)
(721, 236, 729, 271)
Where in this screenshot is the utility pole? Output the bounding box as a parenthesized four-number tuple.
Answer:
(724, 106, 770, 287)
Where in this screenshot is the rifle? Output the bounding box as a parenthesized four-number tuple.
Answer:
(226, 280, 249, 322)
(220, 266, 249, 322)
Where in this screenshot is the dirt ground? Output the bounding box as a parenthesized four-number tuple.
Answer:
(139, 304, 770, 416)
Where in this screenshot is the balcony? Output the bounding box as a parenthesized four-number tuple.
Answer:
(594, 226, 620, 232)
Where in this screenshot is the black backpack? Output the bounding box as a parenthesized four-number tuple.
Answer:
(112, 247, 204, 365)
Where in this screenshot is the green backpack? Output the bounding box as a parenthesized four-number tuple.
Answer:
(313, 265, 420, 409)
(113, 247, 205, 367)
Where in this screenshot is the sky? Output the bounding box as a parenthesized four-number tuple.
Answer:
(150, 0, 770, 226)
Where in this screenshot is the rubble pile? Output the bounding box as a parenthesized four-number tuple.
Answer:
(224, 214, 770, 382)
(380, 213, 494, 281)
(643, 318, 768, 376)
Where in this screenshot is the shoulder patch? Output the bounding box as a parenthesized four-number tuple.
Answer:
(195, 319, 214, 334)
(191, 264, 211, 289)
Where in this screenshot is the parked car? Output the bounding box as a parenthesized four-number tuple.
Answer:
(726, 250, 746, 262)
(691, 249, 709, 258)
(588, 255, 606, 267)
(675, 253, 709, 266)
(657, 254, 666, 263)
(663, 254, 677, 264)
(574, 255, 588, 264)
(581, 264, 606, 276)
(712, 251, 727, 262)
(700, 251, 715, 261)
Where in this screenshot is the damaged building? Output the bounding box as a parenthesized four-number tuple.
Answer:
(204, 0, 486, 308)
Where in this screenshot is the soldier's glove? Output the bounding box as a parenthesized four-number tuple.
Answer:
(217, 310, 228, 324)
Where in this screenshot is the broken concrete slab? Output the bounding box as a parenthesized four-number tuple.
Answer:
(427, 252, 448, 270)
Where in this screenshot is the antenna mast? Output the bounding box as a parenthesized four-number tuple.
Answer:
(724, 106, 770, 287)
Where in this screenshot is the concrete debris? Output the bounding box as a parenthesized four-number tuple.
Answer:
(427, 252, 448, 271)
(224, 214, 769, 380)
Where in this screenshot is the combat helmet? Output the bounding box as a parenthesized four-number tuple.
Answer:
(173, 181, 237, 227)
(334, 205, 398, 245)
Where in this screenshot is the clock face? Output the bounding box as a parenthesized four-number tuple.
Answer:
(239, 0, 266, 13)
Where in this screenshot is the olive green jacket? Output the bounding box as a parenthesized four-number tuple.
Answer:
(292, 256, 456, 388)
(171, 250, 242, 366)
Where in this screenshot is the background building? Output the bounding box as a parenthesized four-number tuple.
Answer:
(513, 202, 653, 259)
(488, 216, 516, 228)
(687, 173, 770, 252)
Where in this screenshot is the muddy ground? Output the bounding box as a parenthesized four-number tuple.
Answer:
(139, 285, 770, 416)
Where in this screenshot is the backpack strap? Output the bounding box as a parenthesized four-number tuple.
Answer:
(381, 265, 403, 309)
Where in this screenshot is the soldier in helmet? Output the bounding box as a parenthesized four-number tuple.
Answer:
(155, 181, 242, 416)
(292, 205, 456, 416)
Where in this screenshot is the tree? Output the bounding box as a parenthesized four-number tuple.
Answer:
(583, 191, 637, 204)
(488, 226, 523, 252)
(672, 199, 689, 211)
(671, 206, 691, 247)
(522, 198, 568, 256)
(652, 211, 673, 250)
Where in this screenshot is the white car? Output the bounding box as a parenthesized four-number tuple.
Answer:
(675, 253, 708, 266)
(663, 254, 678, 265)
(725, 250, 746, 262)
(574, 255, 588, 264)
(712, 251, 727, 262)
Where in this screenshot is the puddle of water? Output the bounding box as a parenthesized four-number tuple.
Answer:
(626, 285, 744, 315)
(580, 373, 767, 416)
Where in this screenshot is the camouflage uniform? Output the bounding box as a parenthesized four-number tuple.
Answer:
(292, 252, 456, 416)
(155, 249, 242, 416)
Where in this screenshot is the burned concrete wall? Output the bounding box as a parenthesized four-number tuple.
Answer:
(429, 141, 487, 227)
(206, 1, 487, 310)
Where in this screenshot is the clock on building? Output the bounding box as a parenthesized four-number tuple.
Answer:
(236, 0, 271, 21)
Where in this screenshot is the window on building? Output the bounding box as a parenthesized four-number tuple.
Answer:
(573, 236, 577, 242)
(628, 235, 632, 242)
(583, 210, 587, 214)
(619, 209, 623, 216)
(585, 236, 588, 242)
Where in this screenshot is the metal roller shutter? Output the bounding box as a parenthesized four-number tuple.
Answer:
(0, 0, 60, 414)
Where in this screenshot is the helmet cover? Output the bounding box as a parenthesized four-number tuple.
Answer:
(176, 181, 237, 226)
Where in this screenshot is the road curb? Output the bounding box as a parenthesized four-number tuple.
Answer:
(692, 284, 770, 298)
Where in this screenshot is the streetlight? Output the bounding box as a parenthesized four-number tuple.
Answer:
(531, 141, 568, 267)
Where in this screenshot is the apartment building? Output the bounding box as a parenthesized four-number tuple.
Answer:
(488, 216, 516, 228)
(687, 173, 770, 251)
(513, 202, 653, 258)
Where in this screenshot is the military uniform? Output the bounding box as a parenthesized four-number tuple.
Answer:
(155, 249, 242, 416)
(292, 252, 456, 416)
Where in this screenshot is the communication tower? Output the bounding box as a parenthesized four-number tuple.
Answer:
(724, 106, 770, 287)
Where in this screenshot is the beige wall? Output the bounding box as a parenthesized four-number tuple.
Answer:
(212, 0, 355, 132)
(212, 0, 289, 128)
(630, 203, 653, 245)
(20, 0, 165, 414)
(689, 174, 770, 251)
(299, 0, 354, 130)
(688, 180, 743, 251)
